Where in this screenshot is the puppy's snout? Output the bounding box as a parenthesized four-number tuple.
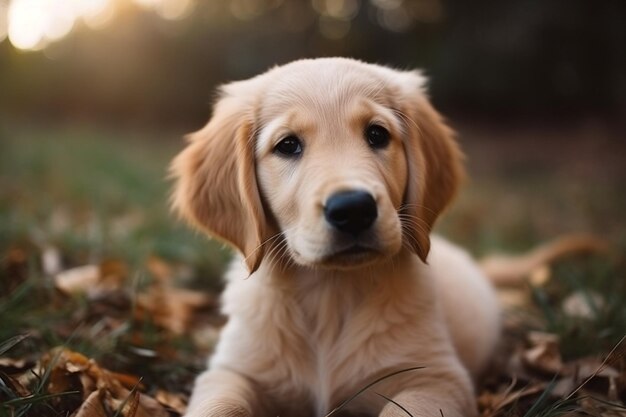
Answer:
(324, 190, 378, 235)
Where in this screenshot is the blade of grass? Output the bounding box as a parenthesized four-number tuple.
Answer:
(564, 334, 626, 401)
(325, 366, 424, 417)
(1, 390, 81, 406)
(521, 378, 557, 417)
(375, 392, 414, 417)
(0, 334, 29, 356)
(585, 396, 626, 411)
(113, 377, 143, 417)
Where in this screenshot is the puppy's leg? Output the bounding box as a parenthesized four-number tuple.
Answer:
(378, 369, 476, 417)
(379, 390, 476, 417)
(184, 369, 268, 417)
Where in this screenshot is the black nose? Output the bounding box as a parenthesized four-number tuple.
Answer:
(324, 190, 378, 235)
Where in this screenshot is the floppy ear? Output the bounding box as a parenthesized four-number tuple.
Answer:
(400, 76, 464, 262)
(170, 88, 269, 273)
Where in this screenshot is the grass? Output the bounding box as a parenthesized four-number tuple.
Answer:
(0, 123, 226, 410)
(532, 256, 626, 360)
(0, 121, 624, 416)
(0, 122, 229, 281)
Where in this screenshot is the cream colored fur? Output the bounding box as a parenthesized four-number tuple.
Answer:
(171, 58, 501, 417)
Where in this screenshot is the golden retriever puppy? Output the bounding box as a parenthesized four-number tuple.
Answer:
(171, 58, 500, 417)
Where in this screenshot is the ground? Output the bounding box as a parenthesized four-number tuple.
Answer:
(0, 121, 624, 417)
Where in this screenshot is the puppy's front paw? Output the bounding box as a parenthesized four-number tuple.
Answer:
(186, 402, 251, 417)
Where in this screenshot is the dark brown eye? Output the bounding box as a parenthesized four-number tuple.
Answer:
(365, 124, 390, 149)
(274, 136, 303, 157)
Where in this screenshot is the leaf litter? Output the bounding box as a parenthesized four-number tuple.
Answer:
(1, 240, 625, 416)
(1, 240, 224, 417)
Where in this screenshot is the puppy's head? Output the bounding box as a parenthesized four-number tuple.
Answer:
(171, 58, 463, 272)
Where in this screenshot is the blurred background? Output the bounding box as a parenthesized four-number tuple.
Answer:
(2, 0, 626, 125)
(1, 0, 625, 270)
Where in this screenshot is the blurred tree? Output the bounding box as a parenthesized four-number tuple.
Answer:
(0, 0, 624, 129)
(431, 0, 626, 119)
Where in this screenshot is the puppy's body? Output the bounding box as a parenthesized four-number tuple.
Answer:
(172, 58, 501, 417)
(203, 238, 498, 417)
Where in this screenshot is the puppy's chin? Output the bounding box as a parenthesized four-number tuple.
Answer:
(288, 242, 401, 271)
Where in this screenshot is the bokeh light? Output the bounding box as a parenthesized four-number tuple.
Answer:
(2, 0, 198, 51)
(8, 0, 49, 50)
(6, 0, 119, 50)
(0, 0, 428, 51)
(0, 0, 8, 43)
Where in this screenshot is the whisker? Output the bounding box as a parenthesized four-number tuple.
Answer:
(398, 203, 439, 217)
(397, 213, 431, 227)
(400, 222, 425, 255)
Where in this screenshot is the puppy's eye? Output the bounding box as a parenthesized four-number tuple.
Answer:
(274, 136, 303, 157)
(365, 124, 390, 149)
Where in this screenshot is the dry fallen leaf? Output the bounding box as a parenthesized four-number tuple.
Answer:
(155, 389, 188, 414)
(567, 356, 621, 380)
(55, 265, 100, 295)
(36, 347, 171, 417)
(3, 246, 29, 293)
(0, 357, 33, 373)
(137, 285, 213, 334)
(523, 332, 563, 375)
(561, 290, 605, 319)
(479, 381, 548, 417)
(146, 256, 173, 284)
(74, 389, 108, 417)
(105, 384, 169, 417)
(54, 261, 127, 296)
(0, 370, 30, 397)
(41, 244, 63, 276)
(136, 257, 215, 335)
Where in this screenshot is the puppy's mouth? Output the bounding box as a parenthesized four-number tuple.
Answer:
(332, 245, 375, 257)
(320, 244, 382, 268)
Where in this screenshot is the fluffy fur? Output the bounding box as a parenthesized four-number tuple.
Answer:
(171, 58, 501, 417)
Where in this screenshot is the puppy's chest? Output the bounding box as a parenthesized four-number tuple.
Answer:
(281, 280, 420, 414)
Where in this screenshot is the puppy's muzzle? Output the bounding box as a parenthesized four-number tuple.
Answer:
(324, 190, 378, 236)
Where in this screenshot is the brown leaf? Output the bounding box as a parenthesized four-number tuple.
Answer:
(41, 244, 63, 276)
(3, 246, 29, 293)
(561, 291, 605, 319)
(523, 332, 563, 375)
(134, 393, 170, 417)
(0, 357, 33, 373)
(99, 260, 128, 290)
(54, 260, 127, 297)
(40, 347, 148, 404)
(567, 357, 621, 380)
(136, 285, 213, 335)
(479, 382, 548, 417)
(155, 389, 188, 414)
(104, 386, 169, 417)
(127, 390, 141, 417)
(55, 265, 101, 295)
(0, 370, 30, 397)
(74, 390, 108, 417)
(108, 371, 144, 391)
(146, 256, 173, 283)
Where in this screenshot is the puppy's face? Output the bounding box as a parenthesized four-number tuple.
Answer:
(255, 68, 408, 268)
(171, 58, 463, 272)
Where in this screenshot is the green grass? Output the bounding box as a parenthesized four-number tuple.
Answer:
(0, 124, 226, 408)
(0, 123, 229, 281)
(532, 255, 626, 360)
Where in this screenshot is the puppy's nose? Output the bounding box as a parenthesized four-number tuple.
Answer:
(324, 190, 378, 235)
